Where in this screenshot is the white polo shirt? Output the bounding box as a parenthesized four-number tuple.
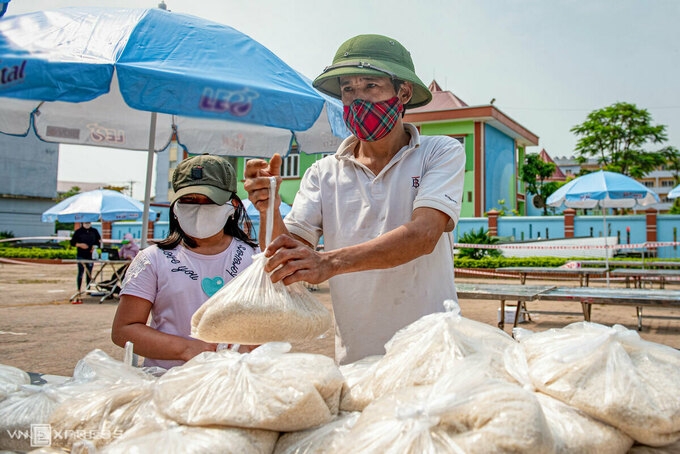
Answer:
(285, 124, 465, 363)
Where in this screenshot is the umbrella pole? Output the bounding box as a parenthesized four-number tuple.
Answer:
(602, 209, 610, 287)
(141, 112, 157, 249)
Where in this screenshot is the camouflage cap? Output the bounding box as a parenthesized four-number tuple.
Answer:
(171, 154, 236, 205)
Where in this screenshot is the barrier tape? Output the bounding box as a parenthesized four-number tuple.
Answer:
(453, 267, 624, 281)
(453, 241, 680, 250)
(0, 236, 129, 244)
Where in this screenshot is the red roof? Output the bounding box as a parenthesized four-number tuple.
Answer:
(538, 148, 566, 181)
(404, 80, 539, 147)
(409, 80, 468, 113)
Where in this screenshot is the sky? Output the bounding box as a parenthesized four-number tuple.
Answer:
(5, 0, 680, 200)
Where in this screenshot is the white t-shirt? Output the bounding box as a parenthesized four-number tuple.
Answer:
(285, 124, 466, 364)
(120, 238, 258, 369)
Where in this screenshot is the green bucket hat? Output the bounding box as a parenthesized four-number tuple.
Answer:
(171, 154, 236, 205)
(313, 34, 432, 108)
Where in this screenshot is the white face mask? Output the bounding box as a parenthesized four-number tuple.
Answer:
(173, 202, 235, 239)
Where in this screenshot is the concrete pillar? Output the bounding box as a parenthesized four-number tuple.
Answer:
(646, 208, 658, 256)
(147, 221, 155, 242)
(487, 209, 499, 236)
(563, 208, 576, 238)
(101, 221, 112, 240)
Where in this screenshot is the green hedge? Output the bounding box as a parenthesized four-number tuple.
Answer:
(454, 256, 572, 269)
(0, 247, 76, 260)
(454, 256, 680, 269)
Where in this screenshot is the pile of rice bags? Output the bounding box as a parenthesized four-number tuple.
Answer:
(0, 350, 157, 452)
(154, 342, 344, 432)
(331, 365, 556, 453)
(101, 423, 279, 454)
(48, 349, 158, 450)
(506, 321, 680, 447)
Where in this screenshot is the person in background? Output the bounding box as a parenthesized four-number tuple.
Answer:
(244, 34, 465, 364)
(70, 221, 102, 303)
(98, 232, 140, 297)
(119, 232, 140, 260)
(111, 154, 259, 370)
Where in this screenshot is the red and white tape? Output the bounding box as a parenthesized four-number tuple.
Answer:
(453, 241, 680, 250)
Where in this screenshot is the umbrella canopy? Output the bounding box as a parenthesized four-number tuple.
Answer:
(668, 184, 680, 199)
(42, 189, 156, 223)
(242, 199, 291, 221)
(0, 7, 348, 155)
(0, 7, 349, 243)
(546, 170, 660, 209)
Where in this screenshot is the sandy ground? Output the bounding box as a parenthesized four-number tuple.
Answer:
(1, 260, 679, 377)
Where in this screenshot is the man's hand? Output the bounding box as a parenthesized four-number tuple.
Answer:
(243, 154, 283, 213)
(75, 242, 90, 250)
(264, 234, 332, 285)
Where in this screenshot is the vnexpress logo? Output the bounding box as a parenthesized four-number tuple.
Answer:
(31, 424, 52, 447)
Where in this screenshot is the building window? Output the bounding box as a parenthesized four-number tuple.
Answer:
(643, 181, 654, 188)
(453, 136, 465, 146)
(281, 149, 300, 178)
(661, 180, 675, 187)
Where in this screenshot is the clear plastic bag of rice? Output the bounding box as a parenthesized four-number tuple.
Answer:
(154, 342, 345, 432)
(505, 338, 633, 453)
(339, 300, 516, 411)
(191, 253, 332, 344)
(330, 364, 555, 454)
(535, 392, 633, 454)
(513, 321, 680, 447)
(274, 411, 360, 454)
(192, 177, 332, 345)
(0, 363, 30, 401)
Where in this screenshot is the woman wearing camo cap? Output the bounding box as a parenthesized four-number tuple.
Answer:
(112, 154, 258, 369)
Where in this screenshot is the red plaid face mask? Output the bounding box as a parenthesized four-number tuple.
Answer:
(343, 96, 404, 142)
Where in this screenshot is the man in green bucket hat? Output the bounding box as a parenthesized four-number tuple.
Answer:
(245, 34, 466, 364)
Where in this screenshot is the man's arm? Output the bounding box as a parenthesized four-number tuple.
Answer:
(265, 206, 450, 285)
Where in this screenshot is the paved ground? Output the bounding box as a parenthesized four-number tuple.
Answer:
(0, 260, 678, 376)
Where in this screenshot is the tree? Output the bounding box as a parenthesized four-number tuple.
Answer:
(457, 227, 502, 260)
(56, 185, 81, 202)
(661, 146, 680, 214)
(520, 153, 557, 215)
(570, 102, 667, 178)
(103, 185, 128, 194)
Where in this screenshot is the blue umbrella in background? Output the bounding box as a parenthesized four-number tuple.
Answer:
(547, 170, 660, 284)
(42, 189, 156, 223)
(242, 199, 291, 239)
(0, 7, 349, 244)
(242, 199, 292, 221)
(0, 0, 10, 19)
(668, 184, 680, 199)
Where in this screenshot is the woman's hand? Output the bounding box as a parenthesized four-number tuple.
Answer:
(180, 339, 218, 362)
